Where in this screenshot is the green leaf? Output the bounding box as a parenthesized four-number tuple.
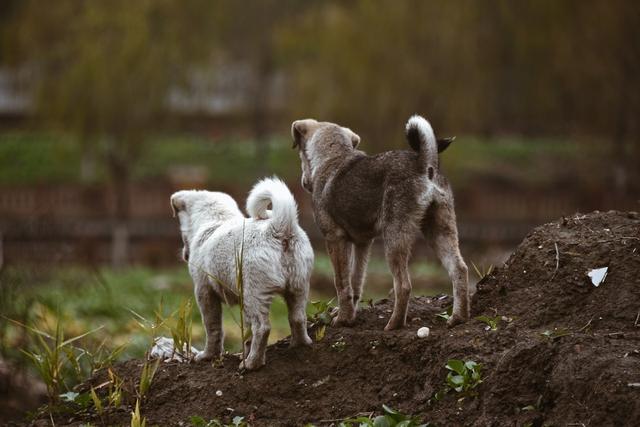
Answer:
(90, 387, 103, 414)
(372, 416, 391, 427)
(464, 361, 478, 370)
(60, 325, 105, 348)
(75, 392, 92, 408)
(445, 359, 465, 375)
(189, 416, 207, 427)
(382, 404, 400, 416)
(449, 374, 464, 385)
(315, 325, 326, 341)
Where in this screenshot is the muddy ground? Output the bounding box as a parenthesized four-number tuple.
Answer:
(23, 210, 640, 426)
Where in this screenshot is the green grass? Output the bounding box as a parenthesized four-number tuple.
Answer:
(0, 266, 297, 360)
(0, 132, 300, 186)
(1, 255, 448, 362)
(0, 131, 596, 189)
(134, 134, 300, 186)
(440, 135, 584, 188)
(0, 133, 82, 184)
(0, 255, 450, 407)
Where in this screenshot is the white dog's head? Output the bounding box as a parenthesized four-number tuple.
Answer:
(170, 190, 242, 262)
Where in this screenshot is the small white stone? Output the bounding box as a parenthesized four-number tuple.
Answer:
(417, 327, 430, 338)
(216, 390, 223, 397)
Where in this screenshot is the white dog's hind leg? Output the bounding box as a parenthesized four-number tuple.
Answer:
(240, 294, 272, 370)
(194, 282, 224, 361)
(285, 290, 312, 347)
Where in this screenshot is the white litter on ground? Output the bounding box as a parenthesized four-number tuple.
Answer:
(149, 336, 201, 362)
(417, 326, 430, 338)
(587, 267, 608, 287)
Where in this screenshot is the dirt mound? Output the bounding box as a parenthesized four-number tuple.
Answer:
(38, 211, 640, 426)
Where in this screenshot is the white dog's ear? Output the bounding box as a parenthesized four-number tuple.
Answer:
(170, 193, 184, 218)
(342, 127, 361, 148)
(291, 119, 317, 149)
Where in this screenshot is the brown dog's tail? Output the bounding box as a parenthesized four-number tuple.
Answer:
(406, 115, 454, 179)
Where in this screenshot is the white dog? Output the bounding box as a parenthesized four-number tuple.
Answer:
(171, 177, 314, 370)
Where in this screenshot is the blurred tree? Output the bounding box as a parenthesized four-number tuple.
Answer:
(281, 0, 639, 192)
(281, 1, 495, 147)
(564, 0, 640, 194)
(217, 0, 311, 175)
(11, 0, 218, 266)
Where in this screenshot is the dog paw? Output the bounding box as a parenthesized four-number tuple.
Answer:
(194, 351, 217, 362)
(239, 358, 265, 371)
(384, 318, 406, 331)
(331, 314, 355, 327)
(446, 313, 468, 327)
(290, 334, 313, 348)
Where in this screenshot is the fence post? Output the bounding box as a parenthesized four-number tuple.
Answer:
(0, 231, 3, 272)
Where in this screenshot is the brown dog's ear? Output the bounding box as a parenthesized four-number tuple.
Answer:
(342, 127, 361, 148)
(291, 121, 305, 149)
(291, 119, 313, 149)
(292, 119, 321, 148)
(437, 136, 455, 153)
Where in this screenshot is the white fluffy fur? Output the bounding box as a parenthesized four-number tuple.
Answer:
(406, 114, 438, 173)
(171, 177, 313, 370)
(246, 177, 298, 235)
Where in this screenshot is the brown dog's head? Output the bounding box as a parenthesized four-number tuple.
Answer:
(291, 119, 360, 193)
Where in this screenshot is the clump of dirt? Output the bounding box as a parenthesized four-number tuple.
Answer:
(32, 211, 640, 426)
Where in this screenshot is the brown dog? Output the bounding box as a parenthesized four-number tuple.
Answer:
(292, 115, 469, 330)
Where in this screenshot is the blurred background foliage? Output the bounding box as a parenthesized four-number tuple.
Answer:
(0, 1, 638, 418)
(0, 0, 637, 192)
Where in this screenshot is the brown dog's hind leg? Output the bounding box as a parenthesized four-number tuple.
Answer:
(351, 241, 372, 311)
(326, 239, 356, 326)
(423, 201, 470, 326)
(383, 241, 413, 331)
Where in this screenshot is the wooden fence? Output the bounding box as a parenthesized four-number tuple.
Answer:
(0, 183, 636, 266)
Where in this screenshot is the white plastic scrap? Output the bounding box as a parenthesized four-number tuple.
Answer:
(587, 267, 608, 287)
(149, 336, 201, 362)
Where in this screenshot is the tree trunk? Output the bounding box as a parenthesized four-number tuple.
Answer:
(80, 142, 97, 182)
(612, 73, 630, 197)
(252, 53, 274, 177)
(108, 146, 131, 268)
(0, 231, 4, 272)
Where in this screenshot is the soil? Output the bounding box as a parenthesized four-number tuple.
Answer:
(25, 211, 640, 426)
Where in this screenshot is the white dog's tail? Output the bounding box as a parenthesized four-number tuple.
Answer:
(405, 115, 438, 179)
(247, 177, 298, 235)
